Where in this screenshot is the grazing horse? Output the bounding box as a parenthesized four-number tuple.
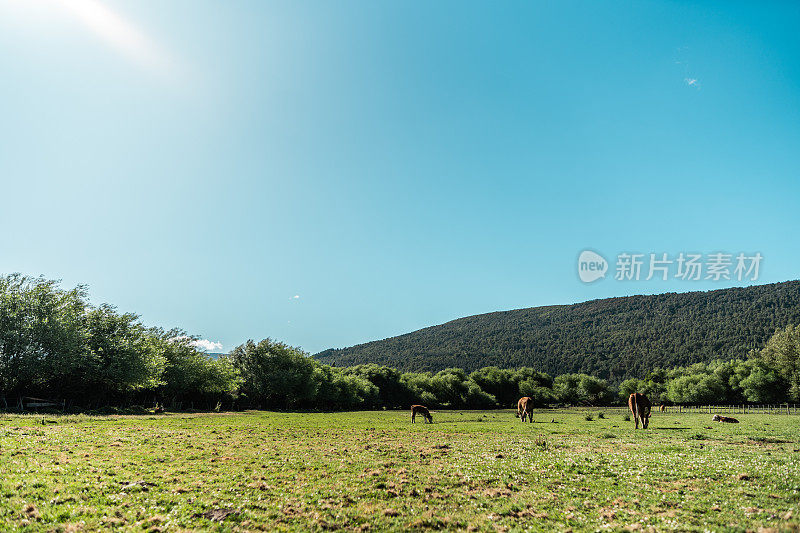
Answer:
(411, 405, 433, 424)
(517, 397, 533, 423)
(628, 393, 651, 429)
(712, 414, 739, 423)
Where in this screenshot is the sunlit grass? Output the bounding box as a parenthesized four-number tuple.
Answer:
(0, 410, 798, 531)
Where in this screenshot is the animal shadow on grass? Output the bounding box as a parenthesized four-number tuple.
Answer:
(750, 436, 791, 444)
(434, 418, 548, 425)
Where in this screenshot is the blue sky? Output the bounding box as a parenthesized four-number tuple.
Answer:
(1, 1, 798, 354)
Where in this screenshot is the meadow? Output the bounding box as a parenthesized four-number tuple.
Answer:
(1, 409, 798, 532)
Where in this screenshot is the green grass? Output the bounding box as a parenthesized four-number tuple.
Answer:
(1, 410, 799, 531)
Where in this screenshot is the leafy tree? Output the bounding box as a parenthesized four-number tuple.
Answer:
(463, 381, 497, 408)
(341, 364, 411, 408)
(158, 332, 241, 407)
(517, 379, 554, 406)
(760, 324, 800, 401)
(666, 373, 726, 404)
(646, 368, 668, 384)
(618, 378, 643, 402)
(230, 339, 317, 408)
(618, 377, 666, 404)
(0, 274, 88, 398)
(312, 366, 378, 410)
(553, 374, 583, 404)
(400, 372, 438, 406)
(739, 362, 786, 403)
(82, 305, 166, 403)
(469, 367, 518, 407)
(579, 375, 614, 405)
(428, 368, 495, 408)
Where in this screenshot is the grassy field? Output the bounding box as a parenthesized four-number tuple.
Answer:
(1, 409, 798, 532)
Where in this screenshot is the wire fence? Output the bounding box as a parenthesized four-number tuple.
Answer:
(662, 404, 799, 415)
(531, 404, 800, 415)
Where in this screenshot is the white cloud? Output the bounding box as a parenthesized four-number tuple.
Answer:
(170, 335, 223, 353)
(191, 339, 224, 352)
(675, 48, 700, 91)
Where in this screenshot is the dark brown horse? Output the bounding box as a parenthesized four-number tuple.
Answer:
(411, 405, 433, 424)
(628, 393, 651, 429)
(517, 397, 533, 423)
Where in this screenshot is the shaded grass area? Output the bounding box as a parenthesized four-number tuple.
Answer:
(1, 410, 799, 531)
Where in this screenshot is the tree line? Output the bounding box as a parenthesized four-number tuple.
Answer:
(1, 275, 799, 412)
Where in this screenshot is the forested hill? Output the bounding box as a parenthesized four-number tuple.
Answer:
(314, 281, 800, 381)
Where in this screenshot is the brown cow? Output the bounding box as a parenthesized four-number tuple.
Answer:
(712, 414, 739, 423)
(411, 405, 433, 424)
(517, 397, 533, 423)
(628, 393, 651, 429)
(659, 404, 666, 412)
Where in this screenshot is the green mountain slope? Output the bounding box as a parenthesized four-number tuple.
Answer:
(314, 281, 800, 380)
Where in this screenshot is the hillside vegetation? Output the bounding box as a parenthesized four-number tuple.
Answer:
(4, 274, 800, 411)
(315, 281, 800, 380)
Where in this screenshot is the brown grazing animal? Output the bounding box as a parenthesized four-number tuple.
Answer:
(517, 397, 533, 423)
(659, 404, 666, 412)
(411, 405, 433, 424)
(712, 414, 739, 423)
(628, 393, 651, 429)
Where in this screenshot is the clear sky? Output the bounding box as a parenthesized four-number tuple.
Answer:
(1, 1, 798, 354)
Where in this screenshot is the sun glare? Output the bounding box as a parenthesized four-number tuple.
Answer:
(52, 0, 167, 71)
(0, 0, 171, 74)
